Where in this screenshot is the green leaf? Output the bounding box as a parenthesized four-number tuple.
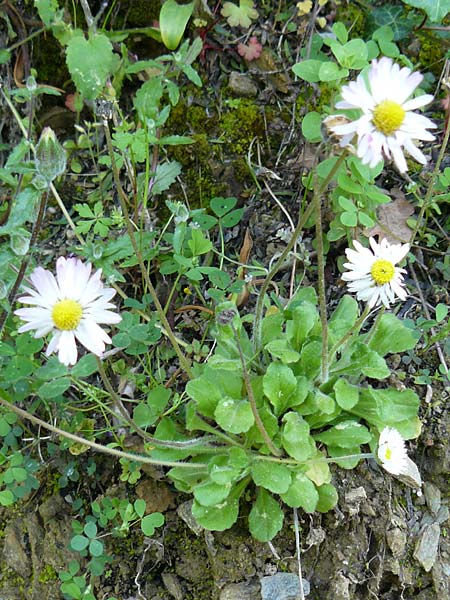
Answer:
(70, 354, 98, 378)
(286, 302, 319, 348)
(333, 378, 359, 410)
(152, 161, 182, 195)
(194, 479, 232, 506)
(315, 420, 372, 448)
(160, 0, 194, 50)
(214, 397, 254, 434)
(133, 386, 171, 428)
(301, 111, 323, 143)
(66, 33, 116, 100)
(221, 0, 258, 28)
(299, 340, 322, 379)
(332, 342, 390, 379)
(248, 489, 283, 542)
(316, 483, 338, 512)
(263, 363, 297, 415)
(280, 472, 318, 512)
(350, 387, 420, 433)
(84, 522, 97, 539)
(188, 228, 212, 256)
(367, 313, 419, 356)
(401, 0, 450, 23)
(71, 534, 89, 552)
(319, 62, 348, 82)
(134, 499, 146, 518)
(328, 445, 362, 469)
(251, 461, 291, 494)
(264, 339, 300, 364)
(281, 412, 316, 461)
(89, 539, 104, 557)
(208, 448, 249, 485)
(329, 296, 359, 344)
(134, 78, 163, 121)
(141, 512, 164, 536)
(435, 303, 448, 322)
(37, 377, 71, 399)
(292, 59, 323, 83)
(221, 208, 244, 228)
(303, 450, 331, 486)
(0, 490, 15, 506)
(186, 367, 242, 418)
(210, 196, 237, 217)
(192, 496, 239, 531)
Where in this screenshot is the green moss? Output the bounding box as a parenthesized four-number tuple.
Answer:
(417, 32, 447, 78)
(220, 99, 264, 154)
(38, 564, 57, 583)
(334, 2, 367, 38)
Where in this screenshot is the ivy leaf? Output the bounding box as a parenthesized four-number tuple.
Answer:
(221, 0, 258, 28)
(401, 0, 450, 23)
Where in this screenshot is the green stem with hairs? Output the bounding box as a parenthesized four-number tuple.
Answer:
(102, 120, 193, 379)
(0, 395, 207, 469)
(253, 151, 347, 354)
(313, 175, 328, 382)
(410, 110, 450, 246)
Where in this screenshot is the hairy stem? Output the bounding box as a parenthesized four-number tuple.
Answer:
(0, 395, 207, 468)
(231, 323, 282, 457)
(102, 120, 193, 379)
(253, 151, 347, 354)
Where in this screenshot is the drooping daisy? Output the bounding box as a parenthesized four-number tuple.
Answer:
(377, 427, 408, 475)
(327, 56, 436, 172)
(15, 257, 121, 366)
(342, 237, 409, 308)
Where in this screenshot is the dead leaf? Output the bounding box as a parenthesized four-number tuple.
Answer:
(253, 49, 291, 93)
(366, 194, 414, 243)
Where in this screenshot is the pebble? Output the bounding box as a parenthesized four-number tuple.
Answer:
(260, 572, 310, 599)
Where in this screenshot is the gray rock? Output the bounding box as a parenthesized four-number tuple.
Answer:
(414, 523, 440, 572)
(260, 572, 310, 599)
(228, 72, 258, 98)
(177, 500, 203, 536)
(423, 482, 441, 517)
(387, 527, 407, 558)
(161, 572, 184, 600)
(219, 581, 261, 600)
(3, 520, 31, 577)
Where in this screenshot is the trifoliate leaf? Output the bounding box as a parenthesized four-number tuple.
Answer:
(221, 0, 258, 28)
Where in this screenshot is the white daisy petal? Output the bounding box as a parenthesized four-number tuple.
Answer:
(377, 427, 408, 475)
(15, 257, 122, 366)
(342, 237, 409, 308)
(326, 57, 435, 172)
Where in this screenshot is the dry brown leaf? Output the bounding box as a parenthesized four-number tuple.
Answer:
(367, 195, 414, 243)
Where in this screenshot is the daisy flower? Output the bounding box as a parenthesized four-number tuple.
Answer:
(327, 56, 436, 172)
(15, 257, 121, 366)
(377, 427, 408, 475)
(342, 237, 409, 308)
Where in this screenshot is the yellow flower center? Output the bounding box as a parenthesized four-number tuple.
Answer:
(52, 299, 83, 330)
(371, 259, 395, 285)
(384, 447, 392, 461)
(372, 100, 405, 135)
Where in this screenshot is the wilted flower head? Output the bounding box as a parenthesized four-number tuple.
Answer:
(15, 257, 121, 366)
(342, 237, 409, 308)
(327, 57, 436, 172)
(377, 427, 408, 475)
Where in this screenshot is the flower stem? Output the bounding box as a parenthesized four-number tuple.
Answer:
(253, 151, 347, 354)
(329, 304, 371, 360)
(0, 395, 207, 469)
(102, 121, 193, 379)
(313, 174, 328, 382)
(231, 323, 282, 457)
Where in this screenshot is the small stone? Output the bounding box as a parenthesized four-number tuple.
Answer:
(219, 581, 261, 600)
(228, 72, 258, 98)
(387, 528, 407, 558)
(260, 572, 310, 599)
(161, 573, 184, 600)
(329, 572, 351, 600)
(414, 523, 440, 572)
(423, 482, 441, 517)
(177, 500, 203, 536)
